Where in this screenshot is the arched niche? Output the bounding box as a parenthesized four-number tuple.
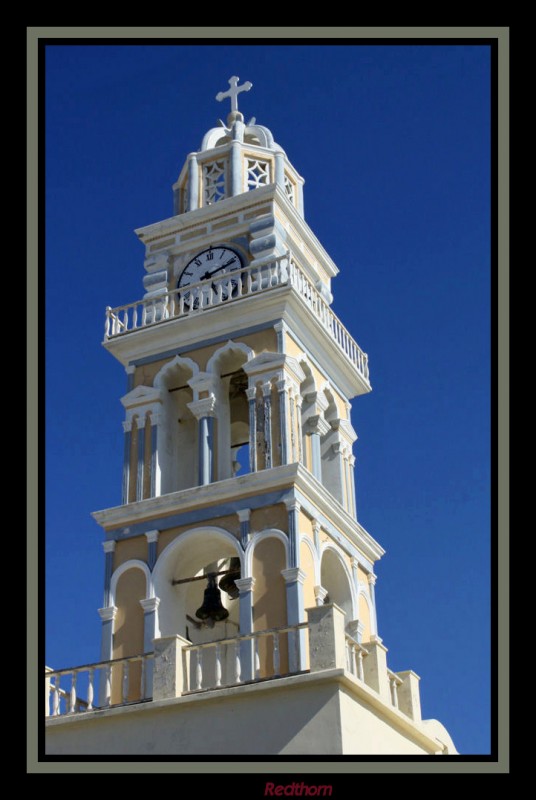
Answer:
(320, 545, 355, 626)
(154, 356, 198, 493)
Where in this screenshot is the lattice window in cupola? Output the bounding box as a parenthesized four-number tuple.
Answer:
(246, 158, 270, 190)
(203, 159, 227, 205)
(284, 174, 295, 205)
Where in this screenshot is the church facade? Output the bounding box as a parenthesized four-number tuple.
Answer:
(45, 77, 457, 756)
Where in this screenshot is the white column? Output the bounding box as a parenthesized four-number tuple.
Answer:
(102, 540, 116, 607)
(136, 415, 145, 501)
(349, 454, 357, 518)
(230, 141, 242, 195)
(246, 386, 257, 473)
(97, 606, 117, 707)
(281, 568, 307, 672)
(262, 380, 273, 469)
(139, 597, 160, 699)
(274, 150, 285, 192)
(145, 529, 159, 571)
(121, 420, 132, 505)
(284, 497, 301, 568)
(276, 378, 289, 465)
(187, 397, 217, 486)
(274, 320, 287, 354)
(235, 576, 255, 681)
(295, 394, 303, 464)
(237, 508, 251, 549)
(187, 153, 199, 211)
(312, 518, 321, 555)
(149, 413, 161, 498)
(367, 573, 379, 637)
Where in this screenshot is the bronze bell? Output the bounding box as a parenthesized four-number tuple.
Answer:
(196, 574, 229, 622)
(219, 557, 241, 600)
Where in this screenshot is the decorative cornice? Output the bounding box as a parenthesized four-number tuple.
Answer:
(120, 385, 163, 410)
(281, 567, 307, 585)
(314, 585, 328, 604)
(304, 415, 331, 437)
(234, 577, 255, 593)
(139, 597, 160, 613)
(98, 606, 117, 622)
(187, 396, 217, 419)
(145, 530, 159, 543)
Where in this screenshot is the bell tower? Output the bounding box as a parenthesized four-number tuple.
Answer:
(46, 78, 457, 756)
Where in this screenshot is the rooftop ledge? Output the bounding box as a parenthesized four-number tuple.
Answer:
(102, 253, 371, 399)
(92, 462, 385, 566)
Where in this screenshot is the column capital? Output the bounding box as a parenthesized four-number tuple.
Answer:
(187, 396, 217, 419)
(304, 415, 331, 437)
(281, 567, 306, 585)
(349, 454, 356, 467)
(125, 364, 136, 375)
(245, 386, 258, 401)
(122, 419, 133, 433)
(148, 411, 161, 427)
(98, 606, 117, 622)
(351, 557, 359, 571)
(284, 496, 301, 513)
(145, 529, 159, 544)
(261, 380, 273, 396)
(102, 540, 116, 554)
(314, 584, 328, 606)
(312, 519, 321, 535)
(276, 378, 290, 393)
(367, 573, 377, 587)
(140, 597, 160, 613)
(237, 508, 251, 522)
(235, 576, 256, 593)
(273, 320, 288, 334)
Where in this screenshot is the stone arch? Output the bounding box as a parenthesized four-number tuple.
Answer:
(153, 355, 198, 493)
(207, 341, 255, 480)
(152, 526, 243, 640)
(320, 544, 357, 624)
(245, 528, 289, 577)
(153, 354, 199, 391)
(110, 559, 152, 606)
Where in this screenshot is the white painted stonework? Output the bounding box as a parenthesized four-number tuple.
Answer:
(47, 80, 458, 758)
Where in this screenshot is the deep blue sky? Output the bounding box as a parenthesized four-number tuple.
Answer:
(45, 43, 491, 756)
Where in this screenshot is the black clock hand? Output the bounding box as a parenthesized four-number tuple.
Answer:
(202, 259, 238, 280)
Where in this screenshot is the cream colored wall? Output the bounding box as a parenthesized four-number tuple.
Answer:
(252, 537, 288, 675)
(134, 359, 169, 388)
(46, 676, 439, 755)
(113, 537, 147, 570)
(250, 505, 287, 534)
(299, 539, 317, 610)
(339, 691, 432, 755)
(112, 569, 146, 703)
(299, 510, 313, 538)
(358, 566, 369, 586)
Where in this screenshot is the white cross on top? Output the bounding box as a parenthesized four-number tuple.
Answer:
(216, 76, 253, 113)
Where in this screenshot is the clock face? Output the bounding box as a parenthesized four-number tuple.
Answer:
(177, 247, 243, 289)
(177, 247, 244, 309)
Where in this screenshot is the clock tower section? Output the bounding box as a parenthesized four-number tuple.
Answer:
(59, 78, 459, 755)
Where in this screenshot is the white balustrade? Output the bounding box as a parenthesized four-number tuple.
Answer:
(344, 636, 368, 683)
(45, 652, 154, 718)
(185, 622, 308, 694)
(103, 253, 369, 384)
(387, 669, 403, 709)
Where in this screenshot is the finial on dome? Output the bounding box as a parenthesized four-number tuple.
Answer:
(216, 76, 252, 126)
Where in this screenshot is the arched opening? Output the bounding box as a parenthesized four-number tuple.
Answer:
(208, 344, 253, 481)
(320, 547, 354, 626)
(153, 528, 243, 690)
(156, 360, 196, 494)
